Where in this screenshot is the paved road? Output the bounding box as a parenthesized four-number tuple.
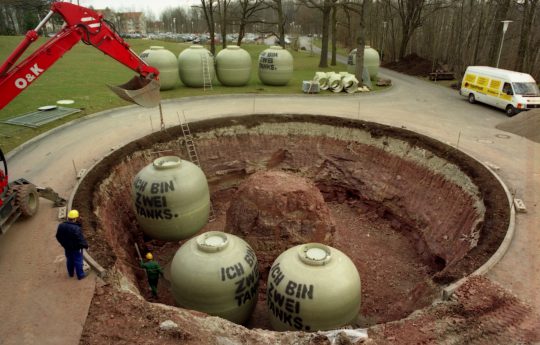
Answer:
(1, 66, 538, 344)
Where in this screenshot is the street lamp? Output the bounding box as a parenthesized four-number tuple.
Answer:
(496, 20, 512, 68)
(173, 17, 176, 34)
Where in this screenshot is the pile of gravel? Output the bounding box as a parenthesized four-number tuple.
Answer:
(496, 109, 540, 143)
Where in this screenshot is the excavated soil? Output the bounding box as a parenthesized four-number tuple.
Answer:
(382, 54, 439, 77)
(496, 109, 540, 143)
(80, 276, 540, 345)
(74, 114, 515, 343)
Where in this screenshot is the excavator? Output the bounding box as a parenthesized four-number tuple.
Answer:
(0, 2, 162, 234)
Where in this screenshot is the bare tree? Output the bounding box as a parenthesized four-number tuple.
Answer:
(0, 0, 51, 34)
(515, 0, 539, 71)
(267, 0, 287, 47)
(233, 0, 269, 45)
(343, 0, 371, 85)
(331, 1, 338, 65)
(300, 0, 335, 67)
(199, 0, 217, 54)
(383, 0, 448, 60)
(217, 0, 232, 49)
(485, 0, 511, 66)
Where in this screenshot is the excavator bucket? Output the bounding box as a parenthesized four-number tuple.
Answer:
(108, 76, 160, 108)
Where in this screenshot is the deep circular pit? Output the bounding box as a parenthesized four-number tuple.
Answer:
(74, 114, 509, 333)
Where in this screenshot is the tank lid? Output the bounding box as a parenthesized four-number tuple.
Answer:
(190, 45, 204, 49)
(150, 46, 164, 50)
(153, 156, 182, 170)
(196, 231, 229, 252)
(227, 45, 240, 50)
(298, 243, 332, 266)
(270, 45, 283, 50)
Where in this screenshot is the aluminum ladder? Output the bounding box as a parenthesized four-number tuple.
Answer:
(180, 113, 216, 221)
(201, 54, 213, 91)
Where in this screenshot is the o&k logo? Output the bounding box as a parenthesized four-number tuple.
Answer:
(14, 63, 44, 89)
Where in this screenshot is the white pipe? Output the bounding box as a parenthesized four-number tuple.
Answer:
(34, 10, 54, 33)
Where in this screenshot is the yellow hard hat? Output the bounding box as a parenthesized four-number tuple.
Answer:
(145, 252, 153, 260)
(68, 209, 79, 219)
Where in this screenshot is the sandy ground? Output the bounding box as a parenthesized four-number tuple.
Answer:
(1, 65, 539, 344)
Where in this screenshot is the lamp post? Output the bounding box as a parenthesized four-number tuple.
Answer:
(173, 17, 176, 34)
(496, 20, 512, 68)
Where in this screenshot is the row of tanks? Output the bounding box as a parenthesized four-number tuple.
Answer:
(140, 45, 294, 89)
(131, 156, 361, 331)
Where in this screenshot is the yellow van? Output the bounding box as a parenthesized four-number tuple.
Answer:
(460, 66, 540, 116)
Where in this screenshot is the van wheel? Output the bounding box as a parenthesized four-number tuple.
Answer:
(468, 94, 476, 104)
(505, 105, 516, 117)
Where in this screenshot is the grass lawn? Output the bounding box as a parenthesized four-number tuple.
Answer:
(0, 36, 350, 152)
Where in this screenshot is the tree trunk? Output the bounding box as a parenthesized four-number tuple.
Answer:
(345, 7, 352, 49)
(472, 0, 485, 65)
(398, 24, 411, 60)
(355, 0, 370, 85)
(319, 4, 331, 68)
(237, 22, 246, 46)
(390, 17, 397, 62)
(220, 0, 228, 49)
(277, 3, 286, 48)
(331, 4, 337, 66)
(487, 0, 511, 67)
(201, 0, 216, 55)
(515, 0, 538, 71)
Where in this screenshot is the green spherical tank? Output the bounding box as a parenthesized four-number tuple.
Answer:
(178, 45, 215, 87)
(216, 45, 251, 86)
(267, 243, 361, 332)
(171, 231, 259, 324)
(347, 46, 380, 80)
(132, 156, 210, 241)
(258, 46, 293, 86)
(140, 46, 179, 90)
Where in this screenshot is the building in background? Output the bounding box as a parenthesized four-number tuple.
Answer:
(96, 9, 146, 36)
(118, 12, 146, 35)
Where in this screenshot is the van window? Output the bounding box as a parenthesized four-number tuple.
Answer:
(512, 82, 540, 96)
(502, 83, 513, 95)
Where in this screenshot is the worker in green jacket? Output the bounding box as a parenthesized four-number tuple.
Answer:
(141, 252, 164, 298)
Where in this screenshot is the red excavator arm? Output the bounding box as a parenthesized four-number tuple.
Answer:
(0, 2, 160, 110)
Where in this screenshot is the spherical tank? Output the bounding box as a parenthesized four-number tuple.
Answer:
(178, 45, 215, 87)
(216, 45, 251, 86)
(140, 46, 179, 90)
(258, 46, 293, 86)
(132, 156, 210, 241)
(170, 231, 259, 324)
(267, 243, 361, 332)
(347, 46, 380, 80)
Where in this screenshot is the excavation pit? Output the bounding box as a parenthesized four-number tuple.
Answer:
(74, 114, 509, 338)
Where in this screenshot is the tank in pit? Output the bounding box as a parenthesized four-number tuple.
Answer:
(170, 231, 259, 324)
(267, 243, 361, 332)
(132, 156, 210, 241)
